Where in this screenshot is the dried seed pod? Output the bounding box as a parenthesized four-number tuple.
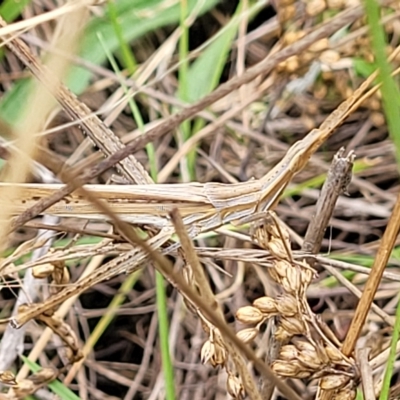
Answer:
(332, 383, 357, 400)
(64, 347, 83, 364)
(275, 294, 298, 316)
(210, 342, 226, 367)
(280, 317, 305, 336)
(272, 360, 312, 379)
(325, 345, 345, 363)
(320, 374, 351, 390)
(274, 260, 292, 278)
(268, 266, 281, 283)
(268, 238, 288, 259)
(280, 277, 291, 293)
(237, 327, 259, 344)
(32, 263, 54, 279)
(292, 338, 316, 353)
(253, 296, 277, 314)
(227, 374, 245, 399)
(298, 350, 322, 370)
(300, 266, 314, 287)
(279, 345, 299, 361)
(236, 306, 264, 325)
(13, 379, 35, 397)
(274, 325, 294, 342)
(284, 267, 302, 294)
(277, 4, 296, 23)
(0, 370, 16, 386)
(29, 368, 57, 384)
(201, 340, 214, 364)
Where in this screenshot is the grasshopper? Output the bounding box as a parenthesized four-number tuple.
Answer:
(0, 10, 383, 327)
(0, 70, 377, 328)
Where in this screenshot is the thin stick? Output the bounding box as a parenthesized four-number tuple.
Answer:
(303, 148, 355, 255)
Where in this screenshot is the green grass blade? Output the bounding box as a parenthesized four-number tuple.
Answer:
(155, 270, 176, 399)
(362, 0, 400, 397)
(21, 356, 81, 400)
(106, 0, 137, 74)
(363, 0, 400, 166)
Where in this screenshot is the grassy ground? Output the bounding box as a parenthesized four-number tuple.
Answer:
(0, 0, 400, 399)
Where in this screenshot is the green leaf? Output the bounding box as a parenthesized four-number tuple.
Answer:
(0, 0, 31, 22)
(353, 57, 377, 78)
(186, 0, 265, 103)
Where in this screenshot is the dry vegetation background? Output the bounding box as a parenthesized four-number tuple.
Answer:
(0, 0, 399, 399)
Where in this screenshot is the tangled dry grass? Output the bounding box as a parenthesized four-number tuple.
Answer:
(0, 0, 399, 399)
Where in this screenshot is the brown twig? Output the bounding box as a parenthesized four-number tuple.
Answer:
(303, 148, 355, 255)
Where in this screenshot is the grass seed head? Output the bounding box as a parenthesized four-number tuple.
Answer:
(274, 325, 294, 342)
(325, 345, 347, 364)
(332, 383, 357, 400)
(320, 374, 351, 390)
(268, 266, 281, 283)
(30, 368, 57, 384)
(275, 294, 298, 316)
(326, 0, 345, 8)
(274, 259, 293, 278)
(300, 266, 314, 287)
(236, 327, 259, 344)
(267, 238, 289, 259)
(210, 342, 227, 367)
(297, 350, 323, 370)
(252, 296, 278, 314)
(227, 374, 245, 399)
(272, 360, 313, 379)
(280, 317, 305, 336)
(13, 379, 35, 398)
(284, 267, 302, 294)
(235, 306, 264, 325)
(201, 340, 214, 364)
(279, 344, 300, 361)
(0, 370, 16, 386)
(32, 263, 54, 278)
(201, 340, 225, 367)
